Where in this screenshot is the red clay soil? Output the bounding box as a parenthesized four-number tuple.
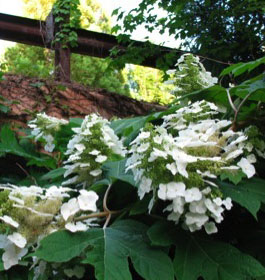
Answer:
(0, 74, 166, 125)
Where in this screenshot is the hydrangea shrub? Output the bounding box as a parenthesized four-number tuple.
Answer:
(0, 94, 264, 279)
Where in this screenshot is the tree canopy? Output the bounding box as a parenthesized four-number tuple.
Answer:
(114, 0, 265, 73)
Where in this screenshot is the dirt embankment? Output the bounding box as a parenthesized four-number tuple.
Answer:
(0, 74, 166, 125)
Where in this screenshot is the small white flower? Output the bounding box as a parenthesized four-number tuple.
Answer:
(137, 143, 150, 153)
(138, 177, 152, 200)
(8, 195, 24, 205)
(220, 166, 239, 170)
(167, 212, 181, 223)
(90, 169, 102, 177)
(74, 144, 86, 152)
(184, 188, 202, 203)
(139, 131, 150, 139)
(8, 233, 27, 248)
(213, 197, 223, 206)
(237, 158, 255, 178)
(95, 155, 107, 163)
(189, 199, 207, 214)
(0, 215, 19, 228)
(65, 222, 88, 232)
(223, 197, 233, 210)
(204, 222, 218, 234)
(170, 149, 197, 178)
(44, 143, 55, 153)
(89, 150, 101, 156)
(185, 212, 209, 228)
(157, 184, 167, 200)
(2, 243, 28, 270)
(204, 199, 223, 218)
(172, 196, 185, 214)
(201, 187, 211, 195)
(152, 148, 168, 159)
(225, 149, 243, 160)
(197, 170, 217, 179)
(62, 175, 79, 185)
(153, 135, 163, 144)
(166, 163, 178, 175)
(247, 154, 256, 163)
(45, 185, 70, 199)
(61, 198, 80, 221)
(78, 190, 98, 212)
(245, 142, 253, 152)
(166, 182, 186, 199)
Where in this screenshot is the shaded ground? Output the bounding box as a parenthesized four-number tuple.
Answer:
(0, 74, 166, 125)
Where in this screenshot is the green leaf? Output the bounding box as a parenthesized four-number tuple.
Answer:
(33, 229, 99, 262)
(220, 56, 265, 77)
(111, 7, 120, 16)
(179, 85, 229, 107)
(220, 169, 246, 185)
(34, 220, 174, 280)
(84, 220, 174, 280)
(102, 159, 135, 186)
(41, 168, 66, 181)
(0, 126, 55, 168)
(232, 78, 265, 102)
(218, 178, 265, 219)
(110, 115, 150, 146)
(148, 221, 265, 280)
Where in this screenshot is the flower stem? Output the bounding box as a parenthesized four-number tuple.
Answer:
(74, 210, 121, 222)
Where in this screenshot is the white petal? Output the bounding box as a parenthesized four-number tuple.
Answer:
(89, 150, 100, 155)
(138, 177, 152, 200)
(65, 222, 88, 232)
(95, 155, 107, 163)
(184, 188, 202, 203)
(8, 233, 27, 248)
(247, 154, 256, 164)
(166, 163, 178, 175)
(137, 143, 150, 153)
(0, 215, 19, 228)
(226, 149, 243, 160)
(166, 182, 186, 199)
(61, 198, 80, 221)
(90, 169, 102, 177)
(78, 191, 98, 212)
(237, 158, 255, 178)
(3, 243, 19, 270)
(3, 244, 28, 270)
(223, 197, 233, 210)
(157, 184, 167, 200)
(204, 222, 218, 234)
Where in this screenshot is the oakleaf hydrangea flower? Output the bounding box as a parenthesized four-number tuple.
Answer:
(28, 112, 69, 152)
(126, 100, 256, 234)
(165, 54, 218, 96)
(63, 114, 126, 187)
(0, 183, 99, 270)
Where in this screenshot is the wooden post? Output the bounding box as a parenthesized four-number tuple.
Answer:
(54, 43, 71, 82)
(45, 9, 71, 82)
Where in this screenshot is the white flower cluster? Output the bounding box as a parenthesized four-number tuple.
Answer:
(0, 184, 99, 270)
(63, 114, 126, 186)
(28, 112, 69, 152)
(126, 100, 256, 234)
(165, 53, 218, 94)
